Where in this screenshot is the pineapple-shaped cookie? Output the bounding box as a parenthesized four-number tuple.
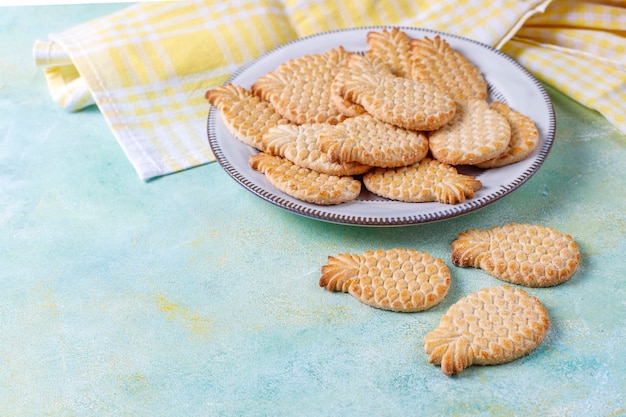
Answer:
(320, 248, 451, 312)
(451, 223, 580, 287)
(424, 285, 550, 376)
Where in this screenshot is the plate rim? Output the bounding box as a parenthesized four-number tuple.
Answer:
(207, 25, 556, 227)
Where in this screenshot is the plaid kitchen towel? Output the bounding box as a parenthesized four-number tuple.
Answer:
(33, 0, 625, 180)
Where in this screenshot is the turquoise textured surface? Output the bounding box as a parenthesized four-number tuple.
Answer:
(1, 4, 625, 417)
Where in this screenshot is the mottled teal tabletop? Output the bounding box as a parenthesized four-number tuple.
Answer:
(1, 4, 625, 417)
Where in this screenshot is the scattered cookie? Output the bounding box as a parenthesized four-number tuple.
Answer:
(320, 248, 451, 312)
(428, 98, 511, 165)
(475, 102, 540, 168)
(205, 83, 290, 150)
(451, 223, 580, 287)
(338, 53, 456, 131)
(249, 152, 361, 205)
(261, 124, 371, 176)
(251, 47, 351, 125)
(424, 285, 550, 376)
(363, 157, 482, 204)
(410, 35, 488, 104)
(318, 114, 429, 168)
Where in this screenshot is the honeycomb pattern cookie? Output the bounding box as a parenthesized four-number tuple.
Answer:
(451, 223, 580, 287)
(338, 54, 456, 131)
(251, 47, 351, 125)
(261, 124, 371, 176)
(476, 102, 540, 168)
(424, 285, 550, 376)
(365, 28, 413, 78)
(320, 248, 451, 312)
(410, 35, 488, 104)
(363, 157, 482, 204)
(249, 152, 361, 205)
(205, 84, 290, 150)
(318, 114, 429, 168)
(428, 99, 511, 165)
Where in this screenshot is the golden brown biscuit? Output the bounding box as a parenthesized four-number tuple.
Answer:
(261, 124, 371, 176)
(251, 47, 351, 125)
(318, 114, 429, 168)
(320, 248, 451, 313)
(365, 28, 413, 78)
(338, 54, 456, 131)
(363, 157, 482, 204)
(428, 99, 511, 165)
(205, 84, 290, 150)
(410, 35, 488, 104)
(249, 152, 361, 205)
(424, 285, 550, 376)
(451, 223, 580, 287)
(475, 102, 539, 168)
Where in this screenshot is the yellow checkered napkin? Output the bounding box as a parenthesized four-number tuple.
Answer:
(502, 0, 626, 135)
(33, 0, 624, 180)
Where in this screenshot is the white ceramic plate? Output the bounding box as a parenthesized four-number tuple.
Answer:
(207, 27, 555, 226)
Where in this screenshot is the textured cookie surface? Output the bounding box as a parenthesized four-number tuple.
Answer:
(424, 285, 550, 376)
(249, 152, 361, 205)
(365, 28, 413, 78)
(476, 102, 539, 168)
(338, 54, 456, 131)
(428, 99, 511, 165)
(205, 84, 290, 149)
(363, 158, 482, 204)
(261, 124, 371, 176)
(410, 35, 488, 104)
(451, 223, 580, 287)
(320, 248, 451, 312)
(251, 47, 351, 125)
(318, 114, 429, 168)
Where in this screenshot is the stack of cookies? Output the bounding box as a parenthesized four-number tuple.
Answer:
(206, 28, 539, 206)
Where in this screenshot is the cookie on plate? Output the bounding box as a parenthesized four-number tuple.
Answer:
(410, 35, 488, 104)
(261, 124, 371, 176)
(451, 223, 580, 287)
(320, 248, 451, 313)
(475, 102, 539, 168)
(428, 98, 511, 166)
(249, 152, 361, 205)
(363, 157, 482, 204)
(365, 28, 413, 78)
(251, 47, 351, 125)
(318, 114, 429, 168)
(338, 53, 456, 131)
(205, 83, 290, 150)
(424, 285, 550, 376)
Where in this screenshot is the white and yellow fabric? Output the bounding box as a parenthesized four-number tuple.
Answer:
(33, 0, 626, 181)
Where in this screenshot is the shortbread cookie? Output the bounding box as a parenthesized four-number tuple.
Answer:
(338, 54, 456, 131)
(424, 285, 550, 376)
(320, 248, 451, 313)
(251, 47, 351, 125)
(410, 35, 488, 104)
(451, 223, 580, 287)
(329, 52, 368, 118)
(365, 28, 413, 78)
(261, 124, 371, 176)
(475, 102, 539, 168)
(205, 84, 290, 150)
(428, 99, 511, 165)
(363, 158, 482, 204)
(249, 152, 361, 205)
(318, 114, 429, 168)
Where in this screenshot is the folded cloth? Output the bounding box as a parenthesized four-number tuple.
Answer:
(33, 0, 624, 181)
